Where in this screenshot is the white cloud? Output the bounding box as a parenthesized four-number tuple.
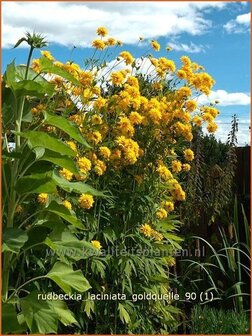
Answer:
(2, 2, 228, 48)
(198, 90, 250, 106)
(224, 12, 250, 33)
(168, 42, 207, 53)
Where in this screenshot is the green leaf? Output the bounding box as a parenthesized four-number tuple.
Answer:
(13, 80, 55, 97)
(118, 303, 131, 324)
(15, 172, 57, 194)
(47, 262, 91, 293)
(2, 150, 22, 159)
(39, 149, 79, 174)
(45, 231, 97, 261)
(16, 65, 47, 82)
(52, 171, 104, 196)
(2, 228, 28, 254)
(2, 84, 17, 129)
(20, 292, 58, 334)
(2, 303, 25, 334)
(49, 300, 79, 327)
(13, 37, 27, 49)
(46, 201, 84, 229)
(23, 226, 49, 250)
(39, 56, 81, 86)
(83, 298, 95, 318)
(44, 111, 91, 148)
(17, 131, 76, 156)
(163, 233, 183, 242)
(4, 61, 16, 87)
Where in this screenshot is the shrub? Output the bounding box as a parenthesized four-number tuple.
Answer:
(2, 28, 218, 334)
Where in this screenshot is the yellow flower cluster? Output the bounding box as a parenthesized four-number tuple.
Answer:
(116, 136, 140, 165)
(139, 224, 163, 241)
(78, 194, 94, 209)
(31, 27, 219, 241)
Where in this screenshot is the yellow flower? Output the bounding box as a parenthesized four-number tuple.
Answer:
(96, 26, 108, 37)
(68, 114, 84, 126)
(176, 70, 187, 80)
(126, 76, 139, 88)
(151, 230, 163, 241)
(31, 107, 39, 115)
(32, 59, 41, 73)
(92, 39, 106, 50)
(37, 193, 48, 205)
(41, 50, 54, 61)
(94, 160, 107, 176)
(91, 114, 103, 125)
(156, 165, 173, 181)
(116, 136, 140, 165)
(79, 194, 94, 209)
(193, 115, 203, 126)
(77, 157, 92, 174)
(111, 71, 125, 86)
(183, 163, 191, 172)
(158, 57, 176, 72)
(172, 184, 186, 201)
(94, 97, 107, 109)
(106, 37, 116, 46)
(88, 131, 102, 145)
(181, 55, 191, 66)
(53, 61, 63, 68)
(162, 201, 174, 212)
(177, 86, 191, 98)
(151, 40, 160, 51)
(66, 141, 77, 152)
(171, 160, 182, 173)
(129, 112, 144, 125)
(59, 168, 73, 181)
(207, 122, 218, 133)
(120, 51, 134, 65)
(202, 112, 214, 123)
(99, 146, 111, 160)
(31, 103, 45, 116)
(148, 108, 162, 124)
(185, 100, 197, 112)
(156, 208, 168, 219)
(204, 107, 219, 118)
(116, 117, 134, 137)
(91, 240, 102, 249)
(78, 71, 93, 86)
(63, 200, 72, 210)
(139, 224, 153, 237)
(183, 148, 194, 161)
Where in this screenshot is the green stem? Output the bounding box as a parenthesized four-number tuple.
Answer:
(18, 210, 43, 229)
(3, 45, 35, 302)
(16, 46, 34, 149)
(8, 275, 46, 301)
(2, 253, 12, 302)
(25, 46, 34, 79)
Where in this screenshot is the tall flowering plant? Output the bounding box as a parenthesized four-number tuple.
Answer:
(2, 28, 219, 334)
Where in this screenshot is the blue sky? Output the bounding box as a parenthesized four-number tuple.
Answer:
(2, 1, 251, 145)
